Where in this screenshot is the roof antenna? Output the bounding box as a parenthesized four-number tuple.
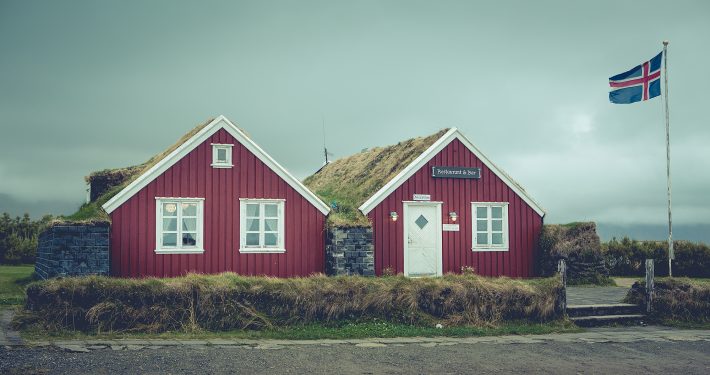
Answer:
(322, 116, 333, 166)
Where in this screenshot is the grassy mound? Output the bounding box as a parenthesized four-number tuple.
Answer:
(625, 278, 710, 324)
(15, 273, 563, 334)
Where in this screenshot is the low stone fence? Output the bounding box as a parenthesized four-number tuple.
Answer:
(35, 223, 110, 279)
(326, 226, 375, 276)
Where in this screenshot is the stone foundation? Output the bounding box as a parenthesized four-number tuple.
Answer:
(35, 223, 110, 279)
(326, 226, 375, 276)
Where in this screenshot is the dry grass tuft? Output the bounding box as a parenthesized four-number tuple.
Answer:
(14, 273, 563, 333)
(304, 129, 449, 226)
(626, 277, 710, 323)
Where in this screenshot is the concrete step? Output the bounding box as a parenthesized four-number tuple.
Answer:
(570, 314, 646, 328)
(567, 303, 641, 317)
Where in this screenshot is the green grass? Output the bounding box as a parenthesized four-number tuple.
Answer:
(21, 320, 580, 341)
(0, 265, 34, 305)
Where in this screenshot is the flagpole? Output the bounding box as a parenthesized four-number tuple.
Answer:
(663, 40, 673, 277)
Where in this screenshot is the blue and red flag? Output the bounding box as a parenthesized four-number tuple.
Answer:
(609, 52, 663, 104)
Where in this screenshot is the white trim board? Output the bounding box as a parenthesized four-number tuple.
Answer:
(102, 115, 331, 215)
(358, 128, 546, 217)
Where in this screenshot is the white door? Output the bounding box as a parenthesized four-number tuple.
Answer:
(404, 203, 442, 277)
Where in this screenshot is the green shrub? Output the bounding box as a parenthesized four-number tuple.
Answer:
(15, 273, 564, 333)
(602, 238, 710, 277)
(625, 278, 710, 323)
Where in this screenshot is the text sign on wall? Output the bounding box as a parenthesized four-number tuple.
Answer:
(412, 194, 431, 201)
(442, 224, 460, 232)
(432, 166, 481, 179)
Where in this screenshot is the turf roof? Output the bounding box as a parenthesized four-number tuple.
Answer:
(303, 129, 449, 227)
(60, 118, 216, 224)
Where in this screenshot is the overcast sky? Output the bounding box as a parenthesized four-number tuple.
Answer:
(1, 1, 708, 239)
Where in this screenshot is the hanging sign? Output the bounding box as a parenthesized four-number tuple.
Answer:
(412, 194, 431, 201)
(442, 224, 460, 231)
(432, 166, 481, 179)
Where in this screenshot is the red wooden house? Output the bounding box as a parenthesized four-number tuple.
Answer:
(101, 115, 330, 278)
(306, 128, 545, 278)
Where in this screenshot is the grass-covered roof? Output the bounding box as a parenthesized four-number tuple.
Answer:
(304, 129, 449, 227)
(60, 118, 215, 224)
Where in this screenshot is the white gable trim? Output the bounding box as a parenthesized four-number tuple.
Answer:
(102, 115, 331, 216)
(358, 128, 545, 217)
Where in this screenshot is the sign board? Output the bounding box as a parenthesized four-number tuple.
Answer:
(412, 194, 431, 201)
(432, 166, 481, 179)
(442, 224, 460, 232)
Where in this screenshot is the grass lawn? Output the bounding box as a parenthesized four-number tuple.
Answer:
(0, 264, 34, 305)
(21, 320, 581, 341)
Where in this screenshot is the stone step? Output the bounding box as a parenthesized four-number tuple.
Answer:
(570, 314, 646, 328)
(567, 303, 641, 317)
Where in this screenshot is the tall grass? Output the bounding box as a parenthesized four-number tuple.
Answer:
(625, 278, 710, 323)
(15, 273, 563, 333)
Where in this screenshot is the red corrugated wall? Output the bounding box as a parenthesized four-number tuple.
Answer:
(367, 138, 543, 278)
(110, 128, 326, 278)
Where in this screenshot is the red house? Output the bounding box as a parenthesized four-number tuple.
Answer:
(102, 115, 331, 278)
(306, 128, 545, 278)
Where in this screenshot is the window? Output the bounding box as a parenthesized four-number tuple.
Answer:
(155, 198, 204, 254)
(239, 199, 285, 253)
(211, 144, 233, 168)
(472, 202, 509, 251)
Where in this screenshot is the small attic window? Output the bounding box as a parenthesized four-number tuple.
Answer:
(211, 144, 233, 168)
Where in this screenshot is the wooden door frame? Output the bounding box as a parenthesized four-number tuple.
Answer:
(402, 201, 443, 277)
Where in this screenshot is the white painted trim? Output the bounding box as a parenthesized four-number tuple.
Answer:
(239, 199, 286, 252)
(358, 128, 545, 217)
(471, 202, 509, 252)
(102, 115, 331, 215)
(155, 198, 204, 253)
(403, 201, 443, 277)
(154, 249, 205, 255)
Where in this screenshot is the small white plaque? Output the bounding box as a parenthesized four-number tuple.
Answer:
(413, 194, 431, 201)
(442, 224, 460, 232)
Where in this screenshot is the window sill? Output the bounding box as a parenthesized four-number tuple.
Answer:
(239, 248, 286, 254)
(211, 164, 234, 168)
(154, 248, 205, 255)
(472, 247, 509, 252)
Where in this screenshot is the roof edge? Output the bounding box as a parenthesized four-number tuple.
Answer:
(358, 128, 546, 217)
(102, 115, 331, 216)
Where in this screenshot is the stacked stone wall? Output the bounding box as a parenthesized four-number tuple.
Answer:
(326, 227, 374, 276)
(35, 224, 110, 279)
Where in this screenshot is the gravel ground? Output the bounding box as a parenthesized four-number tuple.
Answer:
(2, 340, 709, 374)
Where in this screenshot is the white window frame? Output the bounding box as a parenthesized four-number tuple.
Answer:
(239, 199, 286, 253)
(471, 202, 509, 252)
(155, 198, 205, 254)
(211, 143, 233, 168)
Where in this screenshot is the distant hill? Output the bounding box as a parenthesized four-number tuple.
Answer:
(596, 223, 710, 243)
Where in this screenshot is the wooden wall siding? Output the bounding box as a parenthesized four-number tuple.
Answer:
(367, 139, 542, 278)
(110, 128, 326, 278)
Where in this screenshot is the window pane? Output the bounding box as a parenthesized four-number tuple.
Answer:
(217, 148, 227, 161)
(476, 207, 488, 219)
(162, 233, 177, 247)
(163, 203, 178, 216)
(492, 219, 503, 231)
(491, 206, 503, 219)
(476, 233, 488, 245)
(246, 204, 259, 217)
(246, 218, 260, 231)
(264, 204, 278, 217)
(182, 233, 197, 246)
(264, 233, 278, 246)
(163, 218, 177, 231)
(264, 219, 278, 232)
(182, 218, 197, 232)
(476, 220, 487, 231)
(246, 233, 260, 246)
(492, 233, 503, 245)
(182, 203, 197, 216)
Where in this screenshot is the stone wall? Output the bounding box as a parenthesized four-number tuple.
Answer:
(35, 223, 110, 279)
(326, 226, 375, 276)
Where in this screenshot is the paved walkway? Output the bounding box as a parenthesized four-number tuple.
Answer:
(566, 286, 630, 305)
(0, 309, 22, 347)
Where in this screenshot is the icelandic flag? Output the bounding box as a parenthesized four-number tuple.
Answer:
(609, 52, 663, 104)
